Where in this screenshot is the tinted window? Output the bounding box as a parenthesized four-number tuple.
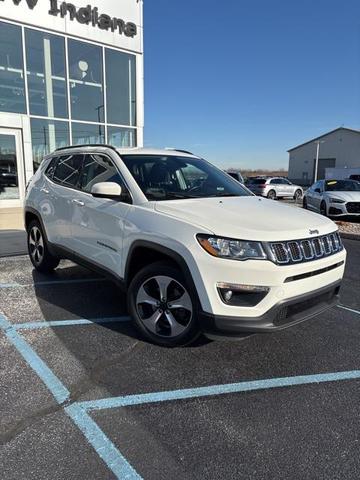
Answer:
(325, 180, 360, 192)
(53, 155, 83, 187)
(80, 154, 125, 193)
(45, 157, 58, 179)
(121, 155, 251, 201)
(249, 178, 266, 184)
(270, 179, 280, 184)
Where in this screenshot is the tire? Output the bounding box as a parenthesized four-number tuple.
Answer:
(267, 190, 276, 200)
(294, 189, 303, 202)
(320, 201, 328, 217)
(127, 261, 200, 347)
(27, 220, 60, 273)
(303, 197, 308, 209)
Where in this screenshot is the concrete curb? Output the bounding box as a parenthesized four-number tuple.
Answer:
(339, 232, 360, 241)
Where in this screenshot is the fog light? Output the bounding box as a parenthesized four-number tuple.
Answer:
(223, 290, 233, 302)
(217, 282, 270, 307)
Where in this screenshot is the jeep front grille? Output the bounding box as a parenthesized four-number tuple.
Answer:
(268, 232, 343, 265)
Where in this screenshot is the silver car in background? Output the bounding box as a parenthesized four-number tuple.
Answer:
(303, 179, 360, 217)
(247, 177, 303, 201)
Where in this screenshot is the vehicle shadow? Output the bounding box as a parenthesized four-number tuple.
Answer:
(31, 265, 212, 347)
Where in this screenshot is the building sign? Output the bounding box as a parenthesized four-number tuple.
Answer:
(0, 0, 137, 37)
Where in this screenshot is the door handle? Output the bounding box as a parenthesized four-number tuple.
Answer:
(40, 187, 50, 194)
(72, 199, 85, 207)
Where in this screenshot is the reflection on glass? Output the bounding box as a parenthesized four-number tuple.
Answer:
(30, 118, 70, 171)
(26, 29, 68, 118)
(0, 22, 26, 114)
(0, 134, 19, 200)
(106, 49, 136, 126)
(72, 122, 105, 145)
(108, 126, 136, 148)
(68, 40, 104, 122)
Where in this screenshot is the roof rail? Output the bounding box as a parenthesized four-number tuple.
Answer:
(55, 144, 118, 152)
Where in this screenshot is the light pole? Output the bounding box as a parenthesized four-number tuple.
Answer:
(314, 140, 325, 182)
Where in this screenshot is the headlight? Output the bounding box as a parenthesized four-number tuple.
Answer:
(197, 235, 267, 261)
(329, 197, 345, 204)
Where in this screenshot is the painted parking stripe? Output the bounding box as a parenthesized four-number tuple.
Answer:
(15, 316, 131, 330)
(0, 277, 108, 289)
(337, 305, 360, 316)
(0, 313, 70, 404)
(66, 404, 141, 480)
(0, 311, 141, 480)
(80, 369, 360, 412)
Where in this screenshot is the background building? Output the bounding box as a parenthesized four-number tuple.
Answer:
(0, 0, 143, 210)
(288, 127, 360, 186)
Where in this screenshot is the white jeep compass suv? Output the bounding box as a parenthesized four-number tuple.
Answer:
(25, 146, 346, 346)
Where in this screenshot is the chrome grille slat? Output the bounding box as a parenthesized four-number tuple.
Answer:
(270, 232, 343, 265)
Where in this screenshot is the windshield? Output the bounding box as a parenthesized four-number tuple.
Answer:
(325, 180, 360, 192)
(120, 155, 252, 201)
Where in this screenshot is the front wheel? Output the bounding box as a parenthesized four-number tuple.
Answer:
(294, 189, 303, 202)
(303, 197, 308, 209)
(320, 201, 328, 217)
(127, 262, 200, 347)
(27, 220, 60, 273)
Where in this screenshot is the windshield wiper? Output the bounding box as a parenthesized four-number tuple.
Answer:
(165, 192, 199, 199)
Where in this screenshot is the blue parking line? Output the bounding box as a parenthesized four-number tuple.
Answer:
(15, 316, 131, 330)
(66, 404, 141, 480)
(0, 277, 107, 289)
(0, 313, 70, 404)
(338, 305, 360, 316)
(80, 369, 360, 412)
(0, 311, 142, 479)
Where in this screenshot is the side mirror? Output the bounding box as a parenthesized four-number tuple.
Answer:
(91, 182, 122, 200)
(314, 188, 321, 193)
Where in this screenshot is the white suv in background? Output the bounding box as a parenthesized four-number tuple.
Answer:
(247, 177, 303, 201)
(25, 146, 346, 346)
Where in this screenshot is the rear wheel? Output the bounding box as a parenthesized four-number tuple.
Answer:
(27, 220, 60, 273)
(127, 261, 200, 347)
(267, 189, 276, 200)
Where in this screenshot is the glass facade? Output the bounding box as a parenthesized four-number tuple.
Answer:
(0, 20, 138, 173)
(0, 23, 26, 114)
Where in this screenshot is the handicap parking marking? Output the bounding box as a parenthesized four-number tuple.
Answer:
(0, 313, 70, 404)
(14, 316, 131, 330)
(2, 300, 360, 480)
(0, 277, 108, 289)
(0, 311, 141, 480)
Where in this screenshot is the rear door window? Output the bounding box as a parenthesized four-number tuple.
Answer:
(53, 154, 83, 188)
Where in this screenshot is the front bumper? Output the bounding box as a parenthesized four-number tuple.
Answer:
(328, 201, 360, 216)
(200, 280, 341, 339)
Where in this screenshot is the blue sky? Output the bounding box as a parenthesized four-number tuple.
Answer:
(143, 0, 360, 169)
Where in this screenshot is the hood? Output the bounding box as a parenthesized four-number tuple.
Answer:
(325, 191, 360, 202)
(155, 196, 336, 241)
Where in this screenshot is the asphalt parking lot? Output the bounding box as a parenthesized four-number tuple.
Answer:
(1, 238, 360, 480)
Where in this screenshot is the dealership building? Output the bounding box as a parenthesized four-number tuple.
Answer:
(0, 0, 143, 210)
(288, 127, 360, 186)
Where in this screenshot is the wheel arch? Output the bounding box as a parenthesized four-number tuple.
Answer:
(125, 241, 199, 302)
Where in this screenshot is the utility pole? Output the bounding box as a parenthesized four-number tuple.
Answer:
(314, 140, 325, 182)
